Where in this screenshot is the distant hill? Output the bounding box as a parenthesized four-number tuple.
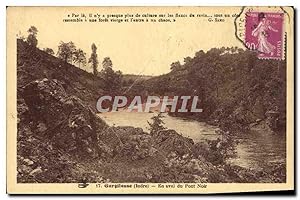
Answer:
(123, 74, 153, 83)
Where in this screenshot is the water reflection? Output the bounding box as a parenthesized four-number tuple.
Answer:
(98, 111, 286, 170)
(230, 129, 286, 170)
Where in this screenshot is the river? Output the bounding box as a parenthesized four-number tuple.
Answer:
(99, 111, 286, 171)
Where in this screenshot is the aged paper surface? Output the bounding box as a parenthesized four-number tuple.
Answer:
(7, 6, 294, 194)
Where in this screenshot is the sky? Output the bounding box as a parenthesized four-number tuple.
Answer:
(11, 7, 243, 75)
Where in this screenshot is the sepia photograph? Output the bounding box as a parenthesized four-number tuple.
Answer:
(6, 6, 294, 194)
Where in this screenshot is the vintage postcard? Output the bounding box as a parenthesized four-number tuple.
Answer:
(6, 6, 294, 194)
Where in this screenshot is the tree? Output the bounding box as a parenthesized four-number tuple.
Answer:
(17, 31, 26, 41)
(100, 67, 123, 93)
(102, 57, 113, 69)
(73, 49, 87, 68)
(88, 43, 99, 75)
(195, 50, 205, 58)
(147, 113, 166, 135)
(57, 41, 76, 64)
(183, 56, 192, 64)
(43, 48, 55, 55)
(170, 61, 181, 71)
(99, 57, 122, 93)
(26, 26, 38, 47)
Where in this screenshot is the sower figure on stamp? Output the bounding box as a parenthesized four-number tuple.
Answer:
(252, 12, 279, 56)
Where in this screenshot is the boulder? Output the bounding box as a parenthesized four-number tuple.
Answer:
(152, 129, 194, 156)
(22, 78, 107, 157)
(99, 126, 157, 160)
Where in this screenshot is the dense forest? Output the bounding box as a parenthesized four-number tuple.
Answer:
(131, 47, 286, 132)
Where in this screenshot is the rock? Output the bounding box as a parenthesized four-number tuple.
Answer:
(100, 126, 158, 160)
(265, 110, 280, 131)
(22, 78, 107, 157)
(18, 165, 32, 174)
(148, 147, 158, 156)
(17, 98, 29, 117)
(153, 129, 194, 156)
(23, 158, 34, 165)
(36, 122, 47, 132)
(252, 97, 265, 119)
(256, 118, 262, 122)
(29, 167, 43, 176)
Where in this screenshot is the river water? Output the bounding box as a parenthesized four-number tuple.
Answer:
(99, 111, 286, 171)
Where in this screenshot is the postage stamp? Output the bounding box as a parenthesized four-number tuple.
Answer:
(245, 12, 284, 60)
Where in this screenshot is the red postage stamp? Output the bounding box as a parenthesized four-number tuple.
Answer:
(245, 12, 284, 60)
